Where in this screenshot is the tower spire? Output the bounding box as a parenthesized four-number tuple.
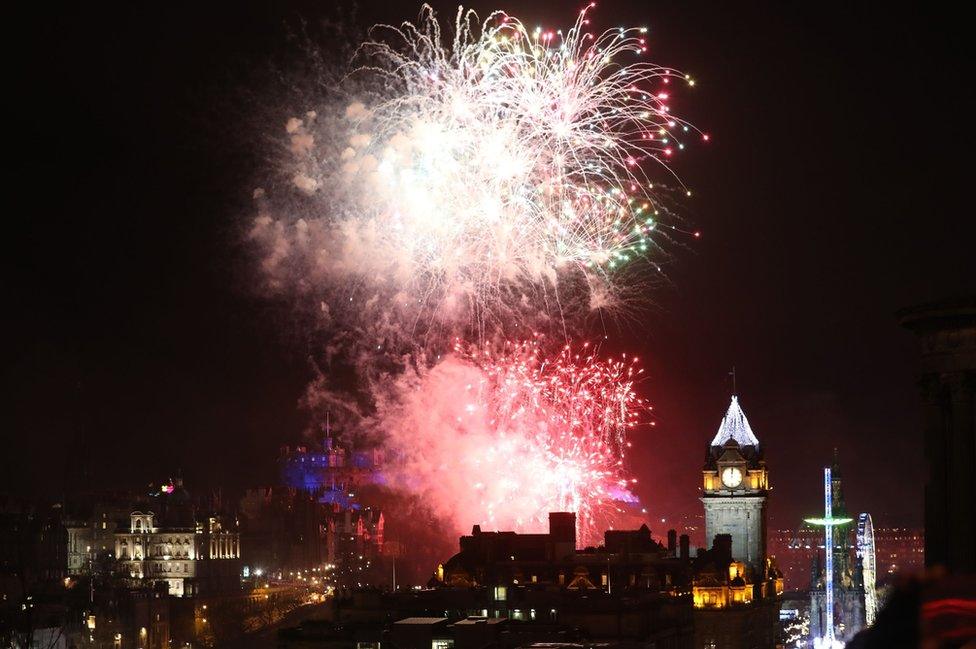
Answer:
(710, 395, 760, 447)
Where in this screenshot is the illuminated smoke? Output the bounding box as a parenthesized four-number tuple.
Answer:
(249, 3, 701, 342)
(369, 338, 646, 542)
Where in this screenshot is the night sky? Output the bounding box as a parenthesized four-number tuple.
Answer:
(10, 1, 975, 537)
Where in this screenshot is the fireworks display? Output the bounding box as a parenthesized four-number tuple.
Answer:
(250, 3, 701, 538)
(251, 2, 701, 338)
(373, 338, 646, 541)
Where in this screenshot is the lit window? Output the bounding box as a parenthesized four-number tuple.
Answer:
(493, 585, 507, 601)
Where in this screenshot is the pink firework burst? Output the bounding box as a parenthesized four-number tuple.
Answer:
(449, 337, 647, 541)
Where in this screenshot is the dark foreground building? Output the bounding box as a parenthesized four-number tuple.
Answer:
(898, 297, 976, 575)
(302, 512, 781, 649)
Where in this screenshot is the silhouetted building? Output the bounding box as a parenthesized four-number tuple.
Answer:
(66, 495, 131, 577)
(325, 513, 694, 648)
(437, 512, 684, 593)
(898, 296, 976, 574)
(767, 527, 821, 591)
(81, 583, 172, 649)
(238, 485, 385, 588)
(0, 494, 67, 640)
(239, 487, 328, 572)
(873, 527, 924, 580)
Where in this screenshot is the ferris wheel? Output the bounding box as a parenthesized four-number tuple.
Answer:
(856, 512, 877, 626)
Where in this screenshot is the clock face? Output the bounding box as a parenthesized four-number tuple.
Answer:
(721, 467, 743, 488)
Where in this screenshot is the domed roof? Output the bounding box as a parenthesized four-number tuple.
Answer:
(710, 396, 759, 447)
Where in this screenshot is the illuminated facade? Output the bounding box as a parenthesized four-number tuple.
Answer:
(114, 511, 240, 597)
(690, 533, 783, 649)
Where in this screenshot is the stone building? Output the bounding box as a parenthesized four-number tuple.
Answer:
(278, 436, 382, 494)
(114, 510, 240, 597)
(700, 396, 769, 576)
(898, 297, 976, 575)
(692, 396, 782, 649)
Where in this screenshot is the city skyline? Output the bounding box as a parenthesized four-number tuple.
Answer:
(8, 3, 976, 648)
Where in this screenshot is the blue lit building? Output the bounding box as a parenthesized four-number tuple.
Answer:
(278, 436, 383, 508)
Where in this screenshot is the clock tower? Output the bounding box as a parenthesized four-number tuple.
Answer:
(701, 396, 769, 575)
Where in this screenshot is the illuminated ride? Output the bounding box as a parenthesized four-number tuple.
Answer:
(805, 466, 852, 649)
(856, 512, 877, 627)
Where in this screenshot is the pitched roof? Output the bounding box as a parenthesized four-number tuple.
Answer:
(710, 396, 760, 447)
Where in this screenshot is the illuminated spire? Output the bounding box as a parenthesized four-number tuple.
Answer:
(710, 396, 760, 447)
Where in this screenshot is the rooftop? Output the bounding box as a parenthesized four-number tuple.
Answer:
(394, 617, 450, 626)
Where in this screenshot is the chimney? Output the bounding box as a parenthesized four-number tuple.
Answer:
(548, 512, 576, 543)
(713, 533, 733, 563)
(679, 534, 690, 560)
(548, 512, 577, 560)
(667, 529, 677, 556)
